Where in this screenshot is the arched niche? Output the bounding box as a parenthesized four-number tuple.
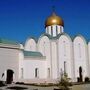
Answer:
(24, 38, 37, 51)
(38, 35, 50, 57)
(73, 35, 89, 80)
(58, 34, 73, 79)
(2, 69, 14, 84)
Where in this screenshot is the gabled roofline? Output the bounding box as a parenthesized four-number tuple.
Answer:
(24, 37, 38, 47)
(0, 38, 20, 45)
(56, 33, 72, 42)
(39, 33, 52, 39)
(73, 34, 88, 44)
(23, 50, 44, 57)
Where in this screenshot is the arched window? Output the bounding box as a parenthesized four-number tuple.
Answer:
(78, 43, 81, 58)
(63, 41, 66, 56)
(21, 68, 23, 78)
(47, 68, 50, 78)
(46, 27, 49, 34)
(43, 41, 46, 56)
(51, 26, 53, 36)
(56, 26, 58, 35)
(35, 68, 39, 78)
(64, 61, 67, 74)
(60, 26, 62, 33)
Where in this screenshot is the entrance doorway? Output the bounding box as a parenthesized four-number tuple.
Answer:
(78, 66, 83, 82)
(6, 69, 14, 84)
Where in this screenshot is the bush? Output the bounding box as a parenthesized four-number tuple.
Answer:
(0, 81, 6, 87)
(85, 77, 90, 82)
(15, 82, 24, 84)
(58, 73, 72, 90)
(7, 86, 27, 89)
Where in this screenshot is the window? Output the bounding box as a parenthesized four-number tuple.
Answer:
(63, 41, 66, 56)
(60, 68, 63, 77)
(60, 26, 63, 33)
(35, 68, 39, 78)
(51, 26, 53, 36)
(21, 68, 23, 78)
(78, 43, 81, 58)
(56, 26, 58, 35)
(30, 45, 32, 50)
(43, 41, 45, 56)
(47, 27, 49, 34)
(64, 61, 67, 74)
(47, 68, 50, 78)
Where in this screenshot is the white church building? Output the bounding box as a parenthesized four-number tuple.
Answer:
(0, 12, 90, 84)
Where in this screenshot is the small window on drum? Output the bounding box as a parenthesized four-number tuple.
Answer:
(51, 26, 53, 36)
(56, 26, 58, 35)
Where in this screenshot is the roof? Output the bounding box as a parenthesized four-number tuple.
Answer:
(39, 33, 70, 40)
(45, 12, 64, 27)
(24, 33, 89, 45)
(0, 38, 19, 45)
(23, 50, 43, 57)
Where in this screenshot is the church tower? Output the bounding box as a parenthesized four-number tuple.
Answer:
(45, 12, 64, 37)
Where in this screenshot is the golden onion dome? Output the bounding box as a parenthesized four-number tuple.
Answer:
(45, 12, 64, 27)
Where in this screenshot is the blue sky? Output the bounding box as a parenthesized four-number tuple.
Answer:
(0, 0, 90, 43)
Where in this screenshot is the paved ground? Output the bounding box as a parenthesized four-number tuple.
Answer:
(72, 84, 90, 90)
(0, 84, 56, 90)
(0, 84, 90, 90)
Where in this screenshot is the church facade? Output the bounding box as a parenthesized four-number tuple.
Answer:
(0, 12, 90, 83)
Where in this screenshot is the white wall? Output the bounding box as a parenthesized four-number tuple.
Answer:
(0, 46, 20, 81)
(38, 36, 51, 78)
(58, 34, 73, 80)
(38, 36, 50, 56)
(73, 36, 89, 81)
(24, 38, 37, 51)
(23, 58, 46, 79)
(88, 42, 90, 77)
(19, 46, 24, 79)
(51, 41, 58, 79)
